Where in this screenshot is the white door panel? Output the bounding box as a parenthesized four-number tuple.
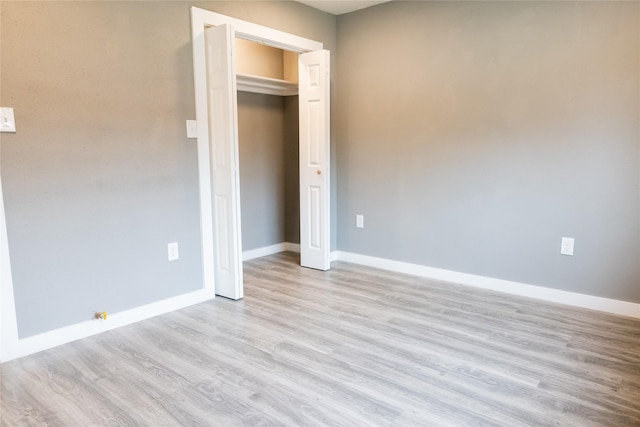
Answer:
(205, 24, 243, 299)
(299, 50, 330, 271)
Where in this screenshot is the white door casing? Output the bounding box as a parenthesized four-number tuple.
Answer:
(205, 24, 243, 299)
(299, 50, 331, 271)
(191, 8, 330, 298)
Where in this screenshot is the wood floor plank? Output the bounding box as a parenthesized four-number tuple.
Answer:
(2, 251, 639, 426)
(146, 304, 394, 426)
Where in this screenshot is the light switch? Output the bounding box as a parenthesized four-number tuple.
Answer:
(186, 120, 197, 139)
(0, 108, 16, 133)
(168, 242, 180, 261)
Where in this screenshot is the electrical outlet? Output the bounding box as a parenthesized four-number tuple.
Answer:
(560, 237, 574, 256)
(168, 242, 180, 261)
(356, 215, 364, 229)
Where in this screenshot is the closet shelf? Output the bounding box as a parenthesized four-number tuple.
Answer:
(237, 73, 298, 97)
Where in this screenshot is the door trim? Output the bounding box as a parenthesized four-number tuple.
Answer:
(190, 7, 325, 294)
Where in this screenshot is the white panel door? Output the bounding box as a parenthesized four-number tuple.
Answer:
(299, 50, 330, 271)
(205, 24, 243, 299)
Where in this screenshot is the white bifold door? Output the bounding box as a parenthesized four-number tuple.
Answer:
(299, 50, 330, 271)
(205, 24, 243, 299)
(204, 24, 330, 299)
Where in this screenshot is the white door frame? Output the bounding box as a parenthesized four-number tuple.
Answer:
(190, 7, 327, 295)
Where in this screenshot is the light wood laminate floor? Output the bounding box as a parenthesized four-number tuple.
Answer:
(1, 252, 639, 426)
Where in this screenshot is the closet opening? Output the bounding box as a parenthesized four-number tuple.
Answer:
(235, 38, 301, 261)
(191, 7, 330, 300)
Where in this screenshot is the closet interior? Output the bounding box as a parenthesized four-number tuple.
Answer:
(235, 38, 301, 254)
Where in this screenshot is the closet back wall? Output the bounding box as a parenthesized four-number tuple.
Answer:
(238, 92, 288, 251)
(235, 39, 300, 249)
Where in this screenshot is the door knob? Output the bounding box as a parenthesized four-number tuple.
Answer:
(317, 170, 322, 175)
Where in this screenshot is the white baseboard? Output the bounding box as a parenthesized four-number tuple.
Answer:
(334, 251, 640, 319)
(242, 242, 300, 261)
(5, 246, 635, 362)
(1, 289, 213, 362)
(1, 242, 302, 362)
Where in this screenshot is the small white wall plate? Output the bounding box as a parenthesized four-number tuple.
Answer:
(0, 108, 16, 133)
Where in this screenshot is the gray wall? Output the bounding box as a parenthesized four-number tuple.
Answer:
(284, 96, 301, 245)
(5, 0, 635, 343)
(238, 93, 301, 250)
(336, 1, 640, 303)
(0, 1, 336, 338)
(237, 92, 287, 250)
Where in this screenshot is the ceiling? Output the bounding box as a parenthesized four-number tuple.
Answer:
(295, 0, 392, 16)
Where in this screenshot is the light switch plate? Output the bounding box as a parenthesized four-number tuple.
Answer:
(186, 120, 197, 139)
(168, 242, 180, 261)
(0, 108, 16, 133)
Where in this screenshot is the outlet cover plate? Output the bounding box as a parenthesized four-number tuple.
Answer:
(560, 237, 574, 256)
